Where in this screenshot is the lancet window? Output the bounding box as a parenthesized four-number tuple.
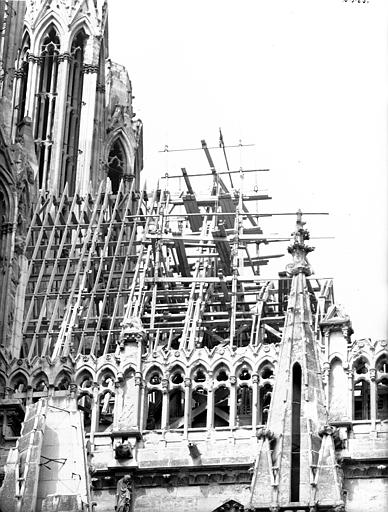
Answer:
(190, 366, 208, 428)
(60, 29, 87, 195)
(145, 369, 163, 430)
(258, 363, 273, 425)
(107, 139, 126, 193)
(168, 368, 185, 429)
(237, 366, 253, 426)
(34, 26, 60, 190)
(213, 366, 230, 427)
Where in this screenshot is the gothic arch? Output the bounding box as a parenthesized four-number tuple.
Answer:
(10, 371, 29, 392)
(106, 136, 129, 194)
(32, 371, 49, 391)
(95, 365, 117, 385)
(328, 352, 344, 364)
(68, 17, 95, 43)
(31, 16, 64, 54)
(54, 370, 71, 390)
(375, 353, 388, 373)
(75, 369, 94, 388)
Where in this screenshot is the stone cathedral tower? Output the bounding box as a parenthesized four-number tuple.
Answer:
(0, 2, 386, 512)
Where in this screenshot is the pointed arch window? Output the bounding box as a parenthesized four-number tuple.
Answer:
(34, 26, 60, 190)
(14, 31, 30, 127)
(61, 29, 87, 195)
(107, 139, 126, 193)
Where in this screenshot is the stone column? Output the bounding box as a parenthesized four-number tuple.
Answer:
(346, 369, 353, 421)
(322, 361, 330, 410)
(89, 382, 99, 446)
(184, 378, 191, 437)
(207, 380, 214, 430)
(134, 372, 142, 428)
(370, 369, 376, 430)
(229, 376, 237, 428)
(161, 377, 169, 430)
(25, 54, 39, 120)
(139, 378, 145, 431)
(252, 373, 259, 432)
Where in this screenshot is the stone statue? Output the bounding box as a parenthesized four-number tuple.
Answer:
(115, 475, 132, 512)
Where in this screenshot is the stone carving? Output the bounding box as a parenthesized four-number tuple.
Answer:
(119, 316, 146, 344)
(115, 475, 132, 512)
(115, 441, 133, 460)
(256, 427, 275, 441)
(286, 210, 314, 276)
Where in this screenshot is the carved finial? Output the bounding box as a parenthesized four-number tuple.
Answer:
(285, 209, 314, 276)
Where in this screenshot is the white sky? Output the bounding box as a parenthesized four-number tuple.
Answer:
(108, 0, 387, 340)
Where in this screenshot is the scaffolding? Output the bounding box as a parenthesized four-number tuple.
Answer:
(21, 145, 335, 362)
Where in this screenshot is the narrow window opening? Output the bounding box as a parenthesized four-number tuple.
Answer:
(190, 387, 207, 428)
(107, 139, 126, 193)
(168, 388, 184, 429)
(214, 385, 230, 427)
(34, 26, 60, 190)
(291, 363, 302, 502)
(353, 380, 370, 420)
(61, 30, 87, 195)
(146, 389, 162, 429)
(237, 384, 252, 426)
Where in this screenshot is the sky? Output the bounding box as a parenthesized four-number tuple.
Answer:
(108, 0, 387, 340)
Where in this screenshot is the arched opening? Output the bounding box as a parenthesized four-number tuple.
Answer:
(214, 385, 230, 427)
(107, 138, 126, 193)
(146, 389, 162, 429)
(237, 385, 252, 426)
(61, 29, 87, 195)
(291, 363, 302, 502)
(190, 387, 208, 428)
(97, 390, 115, 432)
(376, 355, 388, 375)
(377, 378, 388, 421)
(168, 388, 185, 429)
(55, 372, 71, 391)
(353, 357, 369, 376)
(32, 372, 49, 402)
(193, 367, 206, 383)
(353, 380, 370, 420)
(34, 25, 60, 190)
(12, 373, 28, 394)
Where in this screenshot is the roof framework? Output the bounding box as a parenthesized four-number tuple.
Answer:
(21, 148, 335, 361)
